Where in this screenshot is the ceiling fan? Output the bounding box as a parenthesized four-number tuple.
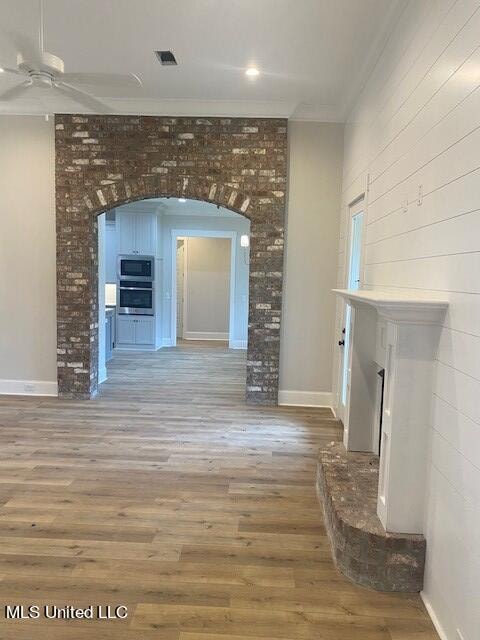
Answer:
(0, 0, 142, 112)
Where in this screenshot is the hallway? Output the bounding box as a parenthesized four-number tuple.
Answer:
(103, 340, 246, 406)
(0, 344, 436, 639)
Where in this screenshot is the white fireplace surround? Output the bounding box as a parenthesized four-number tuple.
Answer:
(333, 289, 448, 535)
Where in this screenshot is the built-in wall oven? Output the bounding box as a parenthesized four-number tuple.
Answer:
(118, 255, 154, 280)
(117, 255, 155, 316)
(118, 280, 154, 316)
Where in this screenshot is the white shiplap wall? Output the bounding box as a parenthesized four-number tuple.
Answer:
(335, 1, 480, 638)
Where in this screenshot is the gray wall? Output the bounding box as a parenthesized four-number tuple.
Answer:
(184, 237, 231, 337)
(0, 115, 343, 402)
(0, 116, 57, 394)
(280, 121, 344, 404)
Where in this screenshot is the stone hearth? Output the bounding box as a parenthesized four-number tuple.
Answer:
(316, 442, 426, 592)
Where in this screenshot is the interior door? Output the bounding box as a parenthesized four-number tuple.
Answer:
(176, 241, 185, 339)
(337, 198, 365, 425)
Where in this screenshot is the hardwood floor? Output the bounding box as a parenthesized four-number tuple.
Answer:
(0, 342, 438, 639)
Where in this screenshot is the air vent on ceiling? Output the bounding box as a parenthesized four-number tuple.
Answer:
(155, 50, 177, 66)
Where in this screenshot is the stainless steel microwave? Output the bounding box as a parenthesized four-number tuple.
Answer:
(118, 255, 154, 280)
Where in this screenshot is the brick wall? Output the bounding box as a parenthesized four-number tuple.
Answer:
(55, 115, 288, 404)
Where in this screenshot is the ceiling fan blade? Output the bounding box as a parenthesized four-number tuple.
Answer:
(0, 67, 22, 76)
(55, 82, 112, 113)
(60, 72, 142, 89)
(0, 81, 31, 101)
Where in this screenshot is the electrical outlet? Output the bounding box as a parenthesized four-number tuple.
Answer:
(456, 629, 467, 640)
(417, 184, 423, 206)
(23, 383, 35, 394)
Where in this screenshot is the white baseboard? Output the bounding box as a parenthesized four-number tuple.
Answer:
(229, 339, 247, 350)
(183, 331, 229, 341)
(421, 594, 451, 640)
(278, 390, 333, 408)
(98, 367, 107, 384)
(162, 338, 174, 347)
(114, 345, 157, 351)
(0, 379, 58, 397)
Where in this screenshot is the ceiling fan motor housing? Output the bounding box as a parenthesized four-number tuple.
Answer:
(17, 50, 64, 76)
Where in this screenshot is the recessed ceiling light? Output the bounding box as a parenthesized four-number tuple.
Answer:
(178, 198, 186, 203)
(245, 67, 260, 77)
(0, 68, 4, 73)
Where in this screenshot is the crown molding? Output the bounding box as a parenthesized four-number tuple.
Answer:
(0, 96, 348, 122)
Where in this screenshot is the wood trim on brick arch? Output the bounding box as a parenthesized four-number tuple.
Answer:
(55, 114, 288, 404)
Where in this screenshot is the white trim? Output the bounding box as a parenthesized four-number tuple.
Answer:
(0, 98, 336, 122)
(98, 367, 107, 384)
(229, 339, 247, 350)
(336, 195, 366, 425)
(162, 337, 174, 347)
(0, 379, 58, 397)
(333, 289, 448, 324)
(183, 331, 229, 341)
(114, 345, 158, 352)
(421, 594, 450, 640)
(182, 238, 189, 339)
(97, 213, 107, 388)
(278, 390, 333, 408)
(171, 229, 237, 348)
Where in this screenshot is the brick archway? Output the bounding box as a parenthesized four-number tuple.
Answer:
(56, 114, 287, 404)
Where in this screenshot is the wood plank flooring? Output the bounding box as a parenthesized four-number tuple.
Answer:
(0, 341, 438, 639)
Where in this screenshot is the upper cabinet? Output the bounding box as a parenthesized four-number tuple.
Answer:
(117, 211, 157, 256)
(134, 213, 157, 255)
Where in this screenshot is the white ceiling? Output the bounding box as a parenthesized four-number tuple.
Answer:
(0, 0, 404, 121)
(119, 198, 240, 218)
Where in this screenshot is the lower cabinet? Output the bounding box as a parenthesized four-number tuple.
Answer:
(117, 316, 155, 348)
(134, 316, 155, 344)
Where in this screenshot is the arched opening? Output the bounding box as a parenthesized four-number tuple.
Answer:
(96, 197, 251, 402)
(55, 114, 287, 405)
(57, 185, 282, 405)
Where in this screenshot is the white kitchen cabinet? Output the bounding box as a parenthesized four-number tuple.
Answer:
(116, 315, 155, 348)
(117, 316, 136, 344)
(117, 211, 157, 256)
(117, 212, 137, 255)
(134, 213, 157, 255)
(134, 316, 155, 344)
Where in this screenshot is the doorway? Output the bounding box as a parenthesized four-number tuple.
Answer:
(97, 198, 251, 395)
(175, 236, 232, 344)
(171, 230, 239, 348)
(337, 197, 365, 425)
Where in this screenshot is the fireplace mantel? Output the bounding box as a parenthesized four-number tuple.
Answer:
(333, 288, 448, 534)
(333, 289, 448, 324)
